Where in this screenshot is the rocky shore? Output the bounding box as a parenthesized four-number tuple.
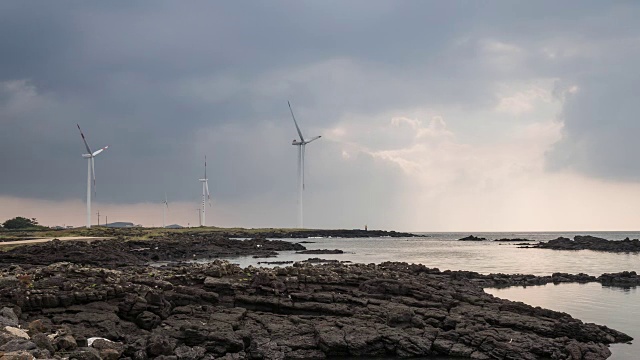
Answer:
(0, 235, 635, 359)
(0, 260, 633, 360)
(529, 235, 640, 253)
(0, 236, 305, 267)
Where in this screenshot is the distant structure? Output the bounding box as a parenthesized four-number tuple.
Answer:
(105, 222, 134, 228)
(288, 101, 321, 228)
(162, 193, 169, 228)
(165, 224, 183, 229)
(76, 124, 109, 228)
(199, 156, 212, 226)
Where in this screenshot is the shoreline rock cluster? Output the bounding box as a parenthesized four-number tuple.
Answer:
(528, 235, 640, 252)
(0, 260, 633, 360)
(458, 236, 533, 242)
(443, 269, 640, 289)
(0, 236, 306, 267)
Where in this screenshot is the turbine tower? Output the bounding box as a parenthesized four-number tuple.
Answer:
(288, 101, 321, 228)
(76, 124, 109, 228)
(162, 193, 169, 228)
(199, 156, 211, 226)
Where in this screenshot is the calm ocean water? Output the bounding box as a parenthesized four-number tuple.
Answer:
(210, 231, 640, 359)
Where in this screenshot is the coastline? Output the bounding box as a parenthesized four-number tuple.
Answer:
(0, 260, 631, 359)
(0, 232, 636, 359)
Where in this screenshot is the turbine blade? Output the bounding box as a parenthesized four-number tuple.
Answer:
(77, 124, 93, 154)
(306, 135, 321, 144)
(205, 182, 211, 206)
(92, 145, 109, 157)
(288, 101, 305, 142)
(204, 155, 207, 180)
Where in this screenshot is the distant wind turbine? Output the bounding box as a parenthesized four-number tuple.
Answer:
(199, 156, 212, 226)
(288, 101, 321, 228)
(77, 124, 109, 228)
(162, 193, 169, 228)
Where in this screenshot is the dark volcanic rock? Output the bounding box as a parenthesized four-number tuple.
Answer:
(458, 235, 486, 241)
(0, 261, 631, 359)
(295, 249, 344, 254)
(532, 235, 640, 252)
(0, 236, 306, 267)
(599, 271, 640, 287)
(256, 261, 294, 265)
(302, 258, 351, 264)
(494, 238, 533, 242)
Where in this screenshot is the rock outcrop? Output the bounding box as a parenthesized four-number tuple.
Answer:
(0, 236, 305, 267)
(458, 235, 487, 241)
(0, 261, 631, 359)
(530, 235, 640, 252)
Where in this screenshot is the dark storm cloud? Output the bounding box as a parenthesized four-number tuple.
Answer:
(1, 0, 639, 208)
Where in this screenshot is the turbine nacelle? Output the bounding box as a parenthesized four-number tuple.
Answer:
(292, 136, 321, 146)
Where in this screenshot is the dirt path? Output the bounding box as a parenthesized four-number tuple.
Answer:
(0, 236, 112, 246)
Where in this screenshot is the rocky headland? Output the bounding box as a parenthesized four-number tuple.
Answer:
(0, 236, 305, 267)
(528, 235, 640, 253)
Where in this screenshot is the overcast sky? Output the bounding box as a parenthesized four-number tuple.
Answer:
(2, 1, 640, 231)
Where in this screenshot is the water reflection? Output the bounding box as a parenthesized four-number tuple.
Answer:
(486, 283, 637, 360)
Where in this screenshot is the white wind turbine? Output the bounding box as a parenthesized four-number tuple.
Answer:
(288, 101, 321, 228)
(199, 156, 212, 226)
(77, 124, 109, 228)
(162, 193, 169, 228)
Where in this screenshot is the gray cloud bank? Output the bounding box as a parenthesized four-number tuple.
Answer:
(1, 1, 640, 227)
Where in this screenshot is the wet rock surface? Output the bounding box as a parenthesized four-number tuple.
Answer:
(530, 235, 640, 252)
(0, 260, 632, 359)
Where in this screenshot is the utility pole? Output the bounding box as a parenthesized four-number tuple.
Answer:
(97, 211, 100, 226)
(105, 215, 108, 228)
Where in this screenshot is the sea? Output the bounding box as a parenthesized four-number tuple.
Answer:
(210, 231, 640, 359)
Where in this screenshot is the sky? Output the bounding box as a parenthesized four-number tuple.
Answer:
(2, 1, 640, 231)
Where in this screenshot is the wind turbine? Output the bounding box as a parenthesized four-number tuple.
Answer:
(288, 101, 321, 228)
(199, 156, 211, 226)
(162, 193, 169, 228)
(77, 124, 109, 228)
